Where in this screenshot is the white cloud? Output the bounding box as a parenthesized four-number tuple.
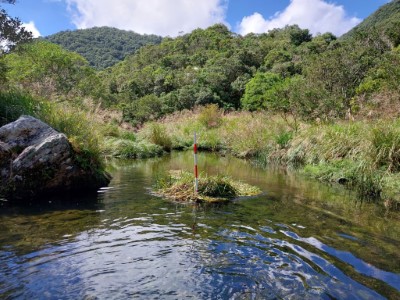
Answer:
(65, 0, 228, 36)
(22, 21, 41, 38)
(238, 0, 361, 37)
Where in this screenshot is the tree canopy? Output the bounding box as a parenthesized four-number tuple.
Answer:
(0, 0, 32, 52)
(46, 27, 162, 69)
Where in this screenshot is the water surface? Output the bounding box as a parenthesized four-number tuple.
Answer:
(1, 152, 400, 299)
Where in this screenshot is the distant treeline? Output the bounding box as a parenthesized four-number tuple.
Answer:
(2, 0, 400, 127)
(45, 27, 162, 69)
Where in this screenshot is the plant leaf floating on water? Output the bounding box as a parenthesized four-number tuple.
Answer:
(154, 170, 262, 203)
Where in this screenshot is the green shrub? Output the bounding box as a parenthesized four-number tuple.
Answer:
(275, 131, 293, 149)
(241, 72, 282, 111)
(122, 94, 163, 125)
(198, 104, 222, 129)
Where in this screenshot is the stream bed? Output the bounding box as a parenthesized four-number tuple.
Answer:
(1, 151, 399, 299)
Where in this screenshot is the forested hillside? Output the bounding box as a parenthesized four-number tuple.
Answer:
(343, 0, 400, 47)
(46, 27, 162, 69)
(100, 18, 399, 125)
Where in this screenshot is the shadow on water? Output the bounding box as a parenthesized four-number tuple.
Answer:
(1, 151, 400, 299)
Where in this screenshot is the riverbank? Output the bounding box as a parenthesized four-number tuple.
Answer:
(2, 91, 400, 207)
(137, 106, 400, 208)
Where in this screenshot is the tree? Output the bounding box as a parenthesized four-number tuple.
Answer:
(241, 72, 282, 111)
(0, 0, 32, 53)
(4, 40, 96, 98)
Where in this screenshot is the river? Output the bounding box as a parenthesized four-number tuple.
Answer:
(1, 151, 399, 299)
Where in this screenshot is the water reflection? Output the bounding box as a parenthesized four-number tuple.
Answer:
(0, 151, 399, 299)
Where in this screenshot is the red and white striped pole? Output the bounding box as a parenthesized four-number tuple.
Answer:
(194, 132, 199, 193)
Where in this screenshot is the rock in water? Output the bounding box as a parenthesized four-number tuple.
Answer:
(0, 115, 110, 201)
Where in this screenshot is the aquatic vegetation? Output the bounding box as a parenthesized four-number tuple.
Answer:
(154, 171, 262, 203)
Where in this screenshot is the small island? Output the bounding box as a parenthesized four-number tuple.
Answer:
(154, 171, 262, 203)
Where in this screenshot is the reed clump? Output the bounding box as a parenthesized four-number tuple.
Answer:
(154, 171, 261, 203)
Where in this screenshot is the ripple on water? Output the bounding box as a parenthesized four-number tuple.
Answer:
(1, 153, 399, 299)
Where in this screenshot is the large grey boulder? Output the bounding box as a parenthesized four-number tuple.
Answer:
(0, 115, 110, 201)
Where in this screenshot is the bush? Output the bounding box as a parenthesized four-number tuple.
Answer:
(241, 72, 282, 111)
(198, 104, 222, 129)
(275, 131, 293, 149)
(122, 94, 163, 125)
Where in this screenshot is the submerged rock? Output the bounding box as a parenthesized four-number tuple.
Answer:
(0, 115, 110, 201)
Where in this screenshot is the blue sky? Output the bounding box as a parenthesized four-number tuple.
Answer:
(3, 0, 391, 37)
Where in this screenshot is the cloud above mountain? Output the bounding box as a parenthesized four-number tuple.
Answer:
(66, 0, 228, 36)
(238, 0, 361, 36)
(23, 21, 41, 37)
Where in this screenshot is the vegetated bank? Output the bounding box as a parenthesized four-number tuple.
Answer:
(138, 105, 400, 208)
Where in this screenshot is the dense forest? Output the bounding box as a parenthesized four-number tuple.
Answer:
(1, 0, 400, 204)
(46, 27, 162, 69)
(3, 0, 400, 124)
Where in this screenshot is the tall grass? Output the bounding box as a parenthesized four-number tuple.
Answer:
(102, 138, 163, 158)
(151, 110, 293, 156)
(0, 90, 49, 126)
(39, 104, 104, 172)
(139, 123, 172, 151)
(143, 110, 400, 205)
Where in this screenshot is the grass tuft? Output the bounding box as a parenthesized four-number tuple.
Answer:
(154, 171, 262, 203)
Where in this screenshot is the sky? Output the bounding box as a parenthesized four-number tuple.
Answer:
(3, 0, 392, 38)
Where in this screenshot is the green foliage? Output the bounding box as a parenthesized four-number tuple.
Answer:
(275, 131, 293, 149)
(241, 72, 282, 111)
(102, 138, 163, 159)
(4, 40, 97, 98)
(198, 104, 222, 128)
(118, 130, 136, 142)
(142, 123, 172, 151)
(198, 175, 238, 198)
(344, 0, 400, 47)
(46, 27, 162, 69)
(0, 90, 49, 125)
(102, 24, 257, 118)
(0, 1, 32, 52)
(356, 49, 400, 97)
(371, 122, 400, 172)
(122, 94, 163, 125)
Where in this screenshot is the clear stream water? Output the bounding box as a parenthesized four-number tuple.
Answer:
(1, 152, 400, 299)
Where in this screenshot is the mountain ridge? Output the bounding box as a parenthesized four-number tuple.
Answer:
(45, 26, 162, 69)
